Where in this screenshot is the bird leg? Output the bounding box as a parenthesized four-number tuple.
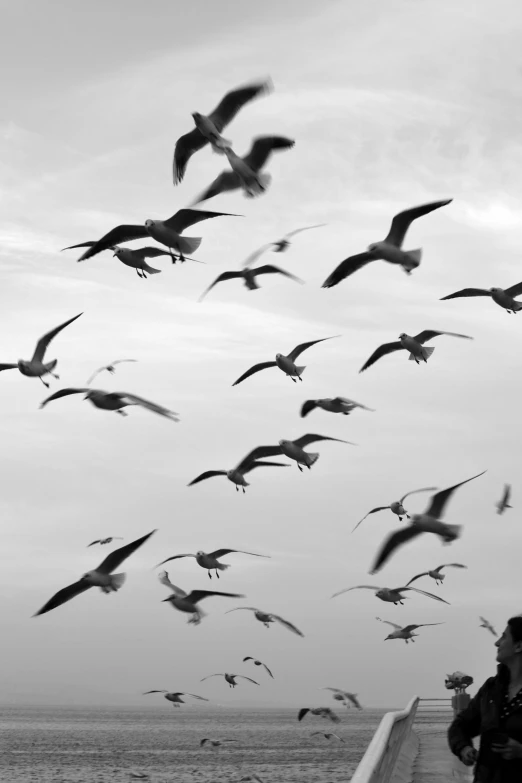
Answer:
(39, 376, 50, 388)
(290, 376, 297, 383)
(297, 464, 303, 472)
(298, 376, 303, 382)
(242, 486, 246, 494)
(235, 485, 239, 492)
(215, 570, 220, 578)
(116, 409, 128, 417)
(207, 571, 212, 579)
(179, 251, 186, 263)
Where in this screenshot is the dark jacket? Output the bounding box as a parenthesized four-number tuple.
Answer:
(448, 665, 522, 783)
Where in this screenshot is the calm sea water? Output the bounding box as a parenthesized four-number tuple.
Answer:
(1, 705, 388, 783)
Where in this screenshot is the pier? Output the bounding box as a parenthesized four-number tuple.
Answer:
(350, 697, 473, 783)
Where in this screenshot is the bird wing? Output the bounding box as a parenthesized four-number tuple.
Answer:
(402, 623, 444, 632)
(158, 571, 187, 597)
(250, 265, 303, 283)
(300, 400, 318, 418)
(504, 282, 522, 297)
(321, 252, 375, 288)
(405, 572, 429, 586)
(237, 676, 260, 685)
(399, 486, 438, 504)
(133, 247, 172, 260)
(292, 433, 349, 449)
(173, 128, 208, 184)
(188, 471, 227, 486)
(440, 288, 491, 300)
(400, 587, 450, 604)
(209, 549, 269, 560)
(155, 554, 196, 567)
(77, 226, 148, 260)
(190, 171, 242, 205)
(271, 614, 304, 637)
(164, 208, 240, 233)
(32, 313, 83, 363)
(97, 530, 156, 574)
(413, 330, 473, 344)
(39, 387, 90, 409)
(359, 341, 403, 372)
(243, 656, 254, 662)
(333, 397, 375, 411)
(351, 507, 391, 533)
(437, 563, 467, 571)
(502, 484, 511, 505)
(186, 693, 209, 700)
(234, 446, 283, 471)
(376, 618, 402, 630)
(208, 80, 272, 131)
(232, 361, 278, 386)
(297, 708, 310, 722)
(198, 271, 244, 301)
(283, 224, 326, 240)
(200, 674, 223, 681)
(263, 663, 274, 678)
(143, 690, 167, 694)
(242, 460, 289, 474)
(424, 471, 486, 519)
(311, 731, 325, 737)
(0, 363, 17, 371)
(33, 578, 92, 616)
(87, 540, 101, 547)
(370, 526, 425, 573)
(384, 199, 452, 247)
(287, 336, 339, 362)
(86, 368, 106, 385)
(242, 136, 295, 171)
(225, 607, 260, 613)
(331, 586, 381, 598)
(187, 590, 246, 604)
(241, 243, 274, 268)
(115, 393, 179, 421)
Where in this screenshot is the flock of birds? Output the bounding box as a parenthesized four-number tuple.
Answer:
(11, 77, 517, 778)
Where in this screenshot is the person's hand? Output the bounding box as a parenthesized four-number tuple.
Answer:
(491, 737, 522, 760)
(459, 746, 478, 766)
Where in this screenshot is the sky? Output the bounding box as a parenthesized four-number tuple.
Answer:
(1, 0, 522, 711)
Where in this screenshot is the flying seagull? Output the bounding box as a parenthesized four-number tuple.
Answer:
(310, 732, 344, 742)
(200, 738, 239, 748)
(321, 688, 362, 709)
(496, 484, 512, 515)
(271, 224, 327, 253)
(331, 585, 450, 606)
(33, 530, 156, 617)
(301, 397, 375, 418)
(188, 447, 289, 493)
(87, 537, 123, 547)
(369, 472, 486, 573)
(143, 691, 209, 707)
(298, 707, 340, 724)
(173, 79, 272, 183)
(200, 673, 259, 688)
(191, 136, 295, 204)
(158, 570, 244, 625)
(39, 388, 179, 421)
(230, 434, 351, 472)
(0, 313, 82, 388)
(226, 607, 304, 637)
(63, 241, 178, 276)
(232, 336, 339, 386)
(199, 264, 303, 300)
(156, 549, 269, 579)
(322, 199, 452, 287)
(376, 617, 444, 643)
(70, 209, 239, 263)
(352, 486, 438, 532)
(406, 563, 468, 586)
(440, 282, 522, 314)
(360, 330, 472, 372)
(243, 657, 274, 678)
(86, 360, 137, 386)
(479, 617, 497, 636)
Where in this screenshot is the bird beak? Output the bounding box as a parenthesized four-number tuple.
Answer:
(161, 597, 171, 602)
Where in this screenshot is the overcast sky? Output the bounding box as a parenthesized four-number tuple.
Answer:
(1, 0, 521, 710)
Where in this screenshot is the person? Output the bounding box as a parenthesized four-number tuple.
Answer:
(447, 615, 522, 782)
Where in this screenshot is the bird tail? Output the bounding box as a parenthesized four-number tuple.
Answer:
(513, 302, 522, 311)
(178, 236, 202, 255)
(217, 563, 230, 571)
(404, 248, 422, 270)
(409, 346, 434, 361)
(46, 359, 58, 372)
(245, 173, 272, 198)
(109, 572, 126, 591)
(440, 523, 462, 543)
(295, 365, 306, 376)
(307, 452, 320, 466)
(143, 262, 162, 275)
(506, 504, 513, 509)
(211, 136, 232, 154)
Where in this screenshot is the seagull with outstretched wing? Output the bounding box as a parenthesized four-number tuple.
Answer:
(240, 433, 352, 472)
(173, 79, 272, 183)
(40, 388, 179, 421)
(440, 282, 522, 314)
(226, 606, 304, 637)
(188, 445, 289, 493)
(359, 330, 472, 373)
(156, 548, 269, 579)
(331, 584, 450, 605)
(496, 484, 512, 515)
(33, 530, 156, 616)
(199, 263, 303, 300)
(479, 617, 497, 636)
(232, 336, 339, 385)
(243, 657, 274, 678)
(158, 570, 244, 625)
(65, 209, 239, 263)
(370, 472, 486, 574)
(322, 199, 452, 287)
(0, 312, 82, 388)
(298, 707, 340, 723)
(271, 224, 326, 253)
(310, 731, 344, 741)
(191, 136, 295, 204)
(200, 738, 239, 748)
(143, 690, 208, 707)
(86, 360, 137, 386)
(301, 397, 375, 418)
(87, 537, 123, 547)
(376, 617, 444, 643)
(321, 688, 362, 709)
(352, 486, 438, 532)
(200, 673, 259, 688)
(406, 563, 467, 586)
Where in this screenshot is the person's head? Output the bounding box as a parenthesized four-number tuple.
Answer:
(495, 616, 522, 664)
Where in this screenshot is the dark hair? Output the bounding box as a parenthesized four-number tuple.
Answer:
(507, 616, 522, 644)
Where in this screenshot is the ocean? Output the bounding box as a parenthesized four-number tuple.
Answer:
(1, 705, 388, 782)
